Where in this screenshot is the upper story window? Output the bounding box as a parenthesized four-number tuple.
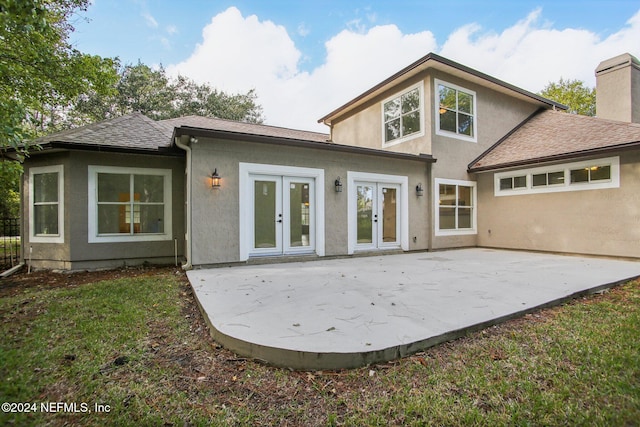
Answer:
(88, 165, 172, 243)
(382, 83, 424, 147)
(494, 157, 620, 196)
(29, 165, 64, 243)
(435, 79, 477, 142)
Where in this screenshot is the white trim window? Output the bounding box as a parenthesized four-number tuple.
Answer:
(494, 156, 620, 196)
(435, 178, 477, 236)
(88, 166, 172, 243)
(381, 82, 424, 147)
(435, 79, 477, 142)
(29, 165, 64, 243)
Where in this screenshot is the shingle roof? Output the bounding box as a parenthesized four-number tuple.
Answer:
(469, 110, 640, 172)
(34, 112, 173, 151)
(30, 113, 330, 154)
(160, 115, 329, 143)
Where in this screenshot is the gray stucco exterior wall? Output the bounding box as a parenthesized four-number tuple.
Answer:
(187, 137, 431, 266)
(22, 151, 185, 270)
(476, 151, 640, 259)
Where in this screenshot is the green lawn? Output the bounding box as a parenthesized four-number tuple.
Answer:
(1, 268, 638, 426)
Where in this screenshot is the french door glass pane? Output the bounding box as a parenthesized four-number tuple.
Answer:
(357, 185, 373, 243)
(382, 187, 397, 242)
(289, 182, 310, 247)
(254, 180, 277, 248)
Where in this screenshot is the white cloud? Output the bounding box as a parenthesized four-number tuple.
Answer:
(440, 8, 640, 91)
(166, 24, 178, 35)
(168, 7, 435, 130)
(297, 22, 310, 37)
(142, 11, 158, 28)
(168, 6, 640, 132)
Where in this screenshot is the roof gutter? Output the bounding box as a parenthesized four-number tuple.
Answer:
(173, 134, 193, 270)
(174, 126, 436, 163)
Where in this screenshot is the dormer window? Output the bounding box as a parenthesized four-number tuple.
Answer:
(435, 79, 477, 142)
(382, 83, 424, 146)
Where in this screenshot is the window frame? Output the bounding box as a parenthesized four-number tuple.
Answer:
(29, 165, 64, 243)
(88, 165, 173, 243)
(380, 82, 425, 147)
(494, 156, 620, 197)
(435, 79, 478, 143)
(434, 178, 477, 236)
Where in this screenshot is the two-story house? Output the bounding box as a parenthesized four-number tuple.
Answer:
(13, 52, 640, 270)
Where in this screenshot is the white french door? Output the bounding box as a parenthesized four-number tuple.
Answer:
(250, 174, 315, 256)
(355, 181, 400, 250)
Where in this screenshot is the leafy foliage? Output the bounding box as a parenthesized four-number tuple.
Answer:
(72, 63, 265, 124)
(0, 161, 20, 218)
(539, 78, 596, 116)
(0, 0, 119, 152)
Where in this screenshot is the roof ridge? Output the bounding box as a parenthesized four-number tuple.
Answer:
(162, 115, 329, 137)
(469, 109, 640, 172)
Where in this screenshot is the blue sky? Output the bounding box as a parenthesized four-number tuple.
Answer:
(71, 1, 640, 130)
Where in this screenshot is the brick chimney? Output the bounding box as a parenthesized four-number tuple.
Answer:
(595, 53, 640, 123)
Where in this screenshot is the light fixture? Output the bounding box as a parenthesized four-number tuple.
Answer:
(189, 136, 198, 144)
(211, 168, 221, 189)
(334, 177, 343, 192)
(416, 182, 424, 196)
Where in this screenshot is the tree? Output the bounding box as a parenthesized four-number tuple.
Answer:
(0, 161, 20, 218)
(539, 78, 596, 116)
(71, 63, 264, 124)
(1, 0, 119, 219)
(0, 0, 120, 153)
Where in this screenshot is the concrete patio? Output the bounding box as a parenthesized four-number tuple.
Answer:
(187, 248, 640, 370)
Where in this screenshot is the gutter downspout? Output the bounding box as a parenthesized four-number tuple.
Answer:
(174, 135, 193, 269)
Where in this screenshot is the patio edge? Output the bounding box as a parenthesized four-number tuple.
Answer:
(189, 274, 639, 371)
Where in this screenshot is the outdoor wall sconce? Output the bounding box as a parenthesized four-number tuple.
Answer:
(189, 135, 198, 144)
(211, 168, 221, 189)
(334, 177, 343, 192)
(416, 183, 424, 196)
